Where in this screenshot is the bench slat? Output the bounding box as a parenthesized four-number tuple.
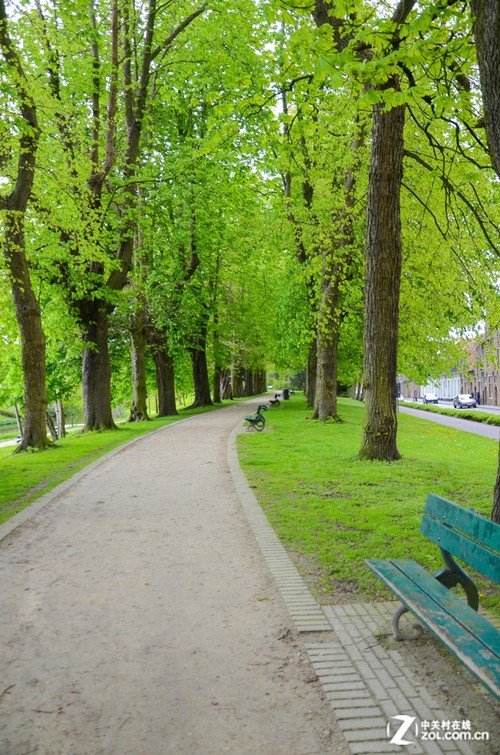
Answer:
(366, 558, 500, 699)
(424, 494, 500, 552)
(420, 516, 500, 582)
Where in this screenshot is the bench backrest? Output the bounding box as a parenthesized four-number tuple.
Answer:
(420, 494, 500, 583)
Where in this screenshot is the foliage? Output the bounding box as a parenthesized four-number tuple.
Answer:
(1, 0, 499, 445)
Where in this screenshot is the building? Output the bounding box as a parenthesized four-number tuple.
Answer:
(462, 330, 500, 407)
(421, 368, 461, 401)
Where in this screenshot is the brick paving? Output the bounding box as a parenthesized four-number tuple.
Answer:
(229, 425, 494, 755)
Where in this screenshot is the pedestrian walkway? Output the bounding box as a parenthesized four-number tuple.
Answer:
(229, 423, 498, 755)
(0, 402, 498, 754)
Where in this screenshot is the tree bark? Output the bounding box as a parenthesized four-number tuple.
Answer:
(189, 337, 213, 407)
(360, 92, 405, 461)
(470, 0, 500, 520)
(245, 369, 254, 396)
(219, 368, 233, 399)
(81, 302, 116, 430)
(213, 366, 222, 403)
(153, 347, 177, 417)
(55, 398, 66, 438)
(492, 443, 500, 523)
(14, 404, 23, 437)
(313, 274, 341, 421)
(231, 362, 244, 398)
(4, 213, 49, 450)
(471, 0, 500, 177)
(306, 341, 317, 407)
(1, 0, 48, 450)
(129, 301, 150, 421)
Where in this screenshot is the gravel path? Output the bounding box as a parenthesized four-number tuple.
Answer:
(0, 403, 347, 755)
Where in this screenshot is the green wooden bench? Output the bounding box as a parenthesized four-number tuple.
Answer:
(366, 494, 500, 699)
(244, 404, 268, 432)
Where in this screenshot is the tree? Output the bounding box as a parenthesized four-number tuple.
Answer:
(359, 78, 406, 460)
(470, 0, 500, 521)
(34, 0, 207, 430)
(0, 0, 49, 450)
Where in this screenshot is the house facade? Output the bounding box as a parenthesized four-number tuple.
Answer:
(461, 331, 500, 407)
(397, 331, 500, 407)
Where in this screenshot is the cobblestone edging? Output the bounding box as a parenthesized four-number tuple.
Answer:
(309, 603, 475, 754)
(228, 424, 480, 755)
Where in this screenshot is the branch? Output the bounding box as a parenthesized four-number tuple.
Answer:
(150, 4, 207, 62)
(404, 148, 500, 256)
(0, 0, 39, 211)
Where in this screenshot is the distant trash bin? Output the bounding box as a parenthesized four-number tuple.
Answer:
(282, 388, 290, 400)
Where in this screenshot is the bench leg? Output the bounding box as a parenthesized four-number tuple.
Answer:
(392, 604, 423, 641)
(436, 549, 479, 611)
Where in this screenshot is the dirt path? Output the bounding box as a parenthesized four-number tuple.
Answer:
(0, 403, 347, 755)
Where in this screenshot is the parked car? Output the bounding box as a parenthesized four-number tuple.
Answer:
(423, 393, 438, 404)
(453, 394, 477, 408)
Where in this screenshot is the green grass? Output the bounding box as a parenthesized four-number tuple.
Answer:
(2, 395, 498, 615)
(238, 397, 499, 613)
(0, 403, 231, 526)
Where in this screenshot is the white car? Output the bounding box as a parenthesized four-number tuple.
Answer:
(453, 394, 477, 408)
(423, 393, 438, 404)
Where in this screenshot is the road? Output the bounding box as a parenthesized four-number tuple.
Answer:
(0, 402, 345, 755)
(398, 401, 500, 441)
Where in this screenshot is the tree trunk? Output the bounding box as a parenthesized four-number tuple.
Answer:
(4, 213, 49, 450)
(306, 340, 317, 407)
(313, 260, 341, 421)
(492, 443, 500, 523)
(153, 348, 178, 416)
(46, 411, 58, 442)
(470, 0, 500, 520)
(219, 368, 232, 399)
(81, 302, 116, 431)
(231, 362, 244, 398)
(471, 0, 500, 177)
(213, 365, 222, 403)
(14, 403, 23, 437)
(189, 337, 213, 407)
(1, 2, 47, 450)
(129, 302, 150, 421)
(360, 92, 405, 461)
(245, 369, 254, 396)
(55, 399, 66, 438)
(256, 369, 267, 394)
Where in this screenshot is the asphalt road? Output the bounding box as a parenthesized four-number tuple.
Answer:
(398, 403, 500, 440)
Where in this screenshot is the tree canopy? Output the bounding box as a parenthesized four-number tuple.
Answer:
(1, 0, 499, 507)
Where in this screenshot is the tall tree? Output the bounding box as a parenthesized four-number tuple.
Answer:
(359, 81, 406, 459)
(35, 0, 206, 430)
(470, 0, 500, 521)
(0, 1, 48, 450)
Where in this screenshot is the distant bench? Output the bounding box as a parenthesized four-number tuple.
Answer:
(366, 494, 500, 699)
(244, 404, 268, 432)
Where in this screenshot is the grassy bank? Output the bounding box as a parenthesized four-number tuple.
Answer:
(0, 404, 228, 526)
(238, 397, 499, 612)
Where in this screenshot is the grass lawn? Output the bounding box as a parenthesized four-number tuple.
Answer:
(237, 397, 499, 613)
(0, 404, 228, 526)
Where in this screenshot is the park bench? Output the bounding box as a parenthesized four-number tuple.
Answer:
(269, 395, 280, 407)
(244, 404, 268, 432)
(366, 494, 500, 699)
